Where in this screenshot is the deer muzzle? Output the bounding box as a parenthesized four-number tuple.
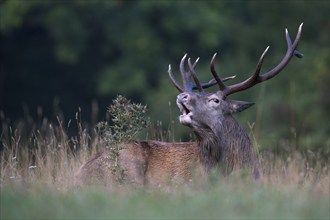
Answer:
(176, 93, 193, 125)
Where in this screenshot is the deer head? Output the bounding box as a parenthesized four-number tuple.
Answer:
(168, 24, 303, 173)
(168, 24, 303, 138)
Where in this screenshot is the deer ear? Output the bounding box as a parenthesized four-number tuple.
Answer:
(227, 100, 255, 113)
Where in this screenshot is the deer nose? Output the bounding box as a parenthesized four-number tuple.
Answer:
(177, 93, 190, 102)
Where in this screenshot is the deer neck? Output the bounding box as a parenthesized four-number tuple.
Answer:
(195, 115, 251, 172)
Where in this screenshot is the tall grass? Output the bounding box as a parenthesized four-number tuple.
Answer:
(0, 105, 329, 219)
(0, 115, 96, 190)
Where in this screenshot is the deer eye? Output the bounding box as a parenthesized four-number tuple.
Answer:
(209, 98, 220, 103)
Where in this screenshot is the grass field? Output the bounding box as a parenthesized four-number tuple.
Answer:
(1, 180, 329, 219)
(0, 115, 329, 219)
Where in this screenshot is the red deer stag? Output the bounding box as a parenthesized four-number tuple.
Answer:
(75, 24, 303, 187)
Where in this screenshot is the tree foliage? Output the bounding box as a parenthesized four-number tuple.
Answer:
(0, 0, 329, 155)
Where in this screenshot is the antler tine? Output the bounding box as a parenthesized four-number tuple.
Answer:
(223, 75, 237, 81)
(222, 46, 270, 95)
(193, 75, 236, 89)
(192, 75, 236, 90)
(191, 56, 199, 69)
(168, 64, 184, 92)
(286, 25, 304, 58)
(210, 53, 228, 92)
(224, 23, 303, 96)
(188, 57, 203, 92)
(179, 54, 194, 92)
(194, 79, 217, 90)
(259, 23, 303, 82)
(255, 46, 270, 76)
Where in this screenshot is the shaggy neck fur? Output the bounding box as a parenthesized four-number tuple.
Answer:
(194, 115, 255, 174)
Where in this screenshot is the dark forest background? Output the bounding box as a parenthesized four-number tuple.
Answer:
(0, 0, 329, 156)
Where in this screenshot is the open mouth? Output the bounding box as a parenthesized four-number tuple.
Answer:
(177, 103, 193, 125)
(180, 103, 191, 115)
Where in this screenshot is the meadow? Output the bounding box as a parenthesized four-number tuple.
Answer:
(0, 108, 329, 220)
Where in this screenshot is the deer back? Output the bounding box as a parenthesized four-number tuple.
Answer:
(75, 141, 204, 187)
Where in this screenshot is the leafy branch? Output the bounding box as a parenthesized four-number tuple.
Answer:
(96, 95, 150, 183)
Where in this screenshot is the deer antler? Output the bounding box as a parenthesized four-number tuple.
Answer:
(168, 54, 195, 92)
(211, 23, 303, 97)
(168, 54, 236, 92)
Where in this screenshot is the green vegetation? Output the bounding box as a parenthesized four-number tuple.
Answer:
(96, 95, 150, 182)
(1, 182, 328, 219)
(0, 97, 329, 219)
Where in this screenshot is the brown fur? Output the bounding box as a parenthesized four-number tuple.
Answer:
(74, 141, 207, 187)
